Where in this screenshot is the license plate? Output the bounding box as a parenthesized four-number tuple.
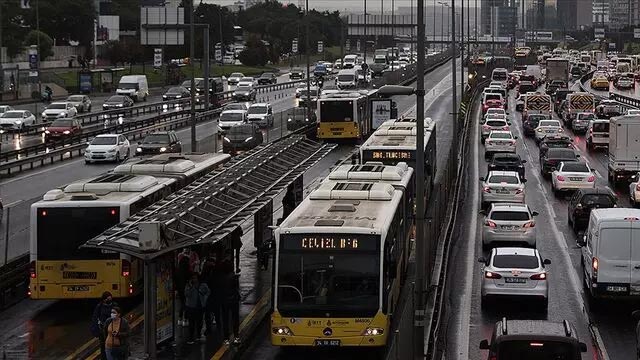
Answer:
(606, 285, 627, 292)
(315, 340, 341, 346)
(569, 177, 582, 181)
(496, 189, 510, 194)
(494, 142, 505, 145)
(501, 225, 517, 230)
(505, 277, 526, 284)
(546, 130, 555, 133)
(67, 285, 89, 291)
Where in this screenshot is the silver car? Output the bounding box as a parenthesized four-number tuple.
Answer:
(484, 131, 517, 158)
(479, 247, 551, 309)
(551, 161, 595, 195)
(480, 171, 526, 208)
(534, 119, 564, 142)
(482, 203, 538, 249)
(481, 118, 510, 142)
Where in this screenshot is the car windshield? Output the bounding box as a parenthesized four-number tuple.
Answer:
(220, 113, 244, 122)
(119, 82, 138, 90)
(490, 133, 512, 139)
(230, 73, 243, 77)
(241, 78, 253, 82)
(48, 103, 66, 110)
(539, 120, 560, 127)
(300, 89, 318, 96)
(581, 194, 615, 207)
(225, 104, 245, 111)
(488, 175, 519, 184)
(237, 86, 251, 92)
(248, 106, 267, 114)
(338, 74, 355, 82)
(486, 120, 506, 127)
(562, 163, 589, 172)
(143, 134, 170, 144)
(494, 154, 519, 162)
(50, 119, 74, 127)
(167, 87, 184, 93)
(107, 96, 125, 102)
(493, 254, 539, 269)
(493, 72, 508, 81)
(2, 112, 23, 118)
(528, 115, 549, 121)
(577, 113, 595, 120)
(68, 96, 84, 101)
(496, 340, 575, 359)
(592, 122, 609, 132)
(228, 125, 254, 135)
(260, 73, 274, 78)
(487, 109, 504, 114)
(490, 211, 530, 221)
(91, 136, 117, 145)
(548, 149, 576, 159)
(485, 94, 501, 101)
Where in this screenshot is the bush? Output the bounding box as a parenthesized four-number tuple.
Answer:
(238, 36, 268, 67)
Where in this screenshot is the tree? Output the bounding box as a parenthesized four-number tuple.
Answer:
(23, 30, 54, 60)
(24, 0, 95, 47)
(103, 40, 127, 66)
(238, 36, 268, 66)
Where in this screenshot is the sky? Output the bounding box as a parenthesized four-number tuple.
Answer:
(204, 0, 478, 12)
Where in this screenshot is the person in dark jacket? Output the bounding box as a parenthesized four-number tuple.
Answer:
(220, 258, 241, 345)
(202, 252, 224, 335)
(175, 253, 191, 327)
(91, 291, 117, 360)
(184, 273, 210, 344)
(231, 227, 243, 273)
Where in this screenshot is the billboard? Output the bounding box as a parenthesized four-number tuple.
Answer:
(140, 7, 185, 45)
(595, 28, 605, 39)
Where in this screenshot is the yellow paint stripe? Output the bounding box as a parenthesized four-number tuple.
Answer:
(65, 313, 144, 360)
(211, 289, 272, 360)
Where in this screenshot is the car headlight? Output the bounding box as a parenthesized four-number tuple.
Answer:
(15, 120, 22, 124)
(107, 148, 116, 153)
(44, 130, 50, 134)
(162, 95, 167, 99)
(176, 95, 182, 98)
(287, 118, 292, 122)
(244, 137, 253, 142)
(160, 147, 167, 152)
(362, 327, 384, 336)
(232, 92, 236, 96)
(41, 112, 46, 117)
(63, 130, 70, 134)
(224, 137, 230, 142)
(57, 113, 66, 117)
(272, 326, 294, 336)
(136, 147, 142, 152)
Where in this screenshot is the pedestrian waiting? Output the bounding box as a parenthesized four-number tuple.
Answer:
(184, 273, 210, 344)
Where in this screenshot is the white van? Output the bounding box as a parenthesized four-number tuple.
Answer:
(343, 55, 358, 69)
(491, 68, 509, 87)
(116, 75, 149, 102)
(580, 208, 640, 304)
(586, 119, 609, 150)
(336, 69, 357, 89)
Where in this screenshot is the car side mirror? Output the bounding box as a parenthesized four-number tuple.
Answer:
(521, 159, 527, 163)
(477, 257, 486, 263)
(532, 211, 539, 216)
(632, 310, 640, 320)
(521, 179, 527, 183)
(479, 209, 487, 215)
(578, 235, 587, 247)
(138, 141, 142, 145)
(576, 154, 580, 158)
(479, 339, 490, 350)
(86, 142, 91, 146)
(543, 259, 551, 265)
(479, 177, 485, 182)
(579, 342, 587, 352)
(514, 136, 519, 139)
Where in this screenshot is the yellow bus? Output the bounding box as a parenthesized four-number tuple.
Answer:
(317, 90, 373, 142)
(271, 163, 414, 350)
(29, 153, 229, 300)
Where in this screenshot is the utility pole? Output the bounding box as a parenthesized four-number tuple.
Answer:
(452, 0, 457, 144)
(413, 0, 427, 357)
(433, 0, 437, 51)
(0, 1, 4, 97)
(391, 0, 395, 71)
(364, 0, 367, 63)
(305, 0, 311, 124)
(189, 0, 196, 152)
(461, 1, 464, 93)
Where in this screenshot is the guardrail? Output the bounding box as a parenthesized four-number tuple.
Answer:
(0, 254, 28, 309)
(579, 71, 640, 111)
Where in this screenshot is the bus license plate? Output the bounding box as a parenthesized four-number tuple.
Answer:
(67, 285, 89, 292)
(606, 285, 627, 292)
(315, 340, 341, 347)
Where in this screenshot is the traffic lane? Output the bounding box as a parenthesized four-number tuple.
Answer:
(462, 100, 599, 360)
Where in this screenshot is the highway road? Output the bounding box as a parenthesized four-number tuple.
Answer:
(580, 72, 640, 100)
(442, 78, 638, 360)
(239, 58, 464, 360)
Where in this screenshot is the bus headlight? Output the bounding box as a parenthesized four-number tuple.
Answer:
(272, 326, 294, 336)
(363, 327, 384, 336)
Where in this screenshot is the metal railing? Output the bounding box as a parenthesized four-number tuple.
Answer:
(579, 71, 640, 111)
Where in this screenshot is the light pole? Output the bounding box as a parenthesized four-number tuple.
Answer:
(305, 0, 311, 125)
(438, 2, 448, 50)
(451, 0, 457, 150)
(363, 0, 367, 63)
(189, 0, 196, 152)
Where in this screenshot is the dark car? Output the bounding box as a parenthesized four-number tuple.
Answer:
(540, 148, 580, 176)
(480, 318, 587, 360)
(102, 95, 134, 111)
(517, 81, 536, 95)
(546, 80, 567, 95)
(162, 86, 190, 101)
(136, 131, 182, 155)
(297, 87, 320, 109)
(539, 134, 574, 159)
(44, 118, 82, 142)
(181, 78, 223, 94)
(290, 68, 305, 80)
(522, 114, 549, 137)
(488, 153, 527, 180)
(257, 72, 277, 85)
(233, 85, 257, 101)
(223, 103, 249, 112)
(557, 100, 569, 120)
(553, 89, 574, 114)
(286, 107, 317, 131)
(567, 188, 617, 233)
(570, 65, 583, 77)
(223, 123, 263, 154)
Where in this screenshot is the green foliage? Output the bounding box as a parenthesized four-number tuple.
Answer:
(624, 43, 640, 55)
(23, 30, 54, 60)
(1, 0, 26, 58)
(238, 36, 269, 66)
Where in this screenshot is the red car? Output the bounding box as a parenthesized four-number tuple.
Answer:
(44, 118, 82, 142)
(483, 94, 506, 114)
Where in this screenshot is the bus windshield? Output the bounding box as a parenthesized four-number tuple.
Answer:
(277, 234, 380, 317)
(320, 100, 354, 122)
(497, 340, 577, 359)
(36, 207, 120, 260)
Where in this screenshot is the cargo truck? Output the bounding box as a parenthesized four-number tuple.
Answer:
(545, 58, 570, 90)
(608, 115, 640, 186)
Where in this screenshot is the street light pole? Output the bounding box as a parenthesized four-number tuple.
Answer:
(461, 1, 464, 92)
(364, 0, 367, 62)
(413, 0, 427, 357)
(451, 0, 457, 145)
(305, 0, 311, 124)
(189, 0, 196, 152)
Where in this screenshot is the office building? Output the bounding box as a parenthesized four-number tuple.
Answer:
(481, 0, 517, 37)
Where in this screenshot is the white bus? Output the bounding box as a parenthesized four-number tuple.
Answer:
(271, 167, 413, 349)
(29, 153, 230, 300)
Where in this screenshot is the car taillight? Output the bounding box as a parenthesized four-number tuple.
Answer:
(483, 186, 491, 193)
(29, 261, 36, 279)
(592, 257, 599, 281)
(502, 126, 509, 130)
(523, 221, 535, 228)
(557, 175, 566, 181)
(635, 183, 640, 191)
(129, 284, 134, 295)
(483, 125, 490, 130)
(485, 271, 502, 279)
(587, 175, 595, 182)
(483, 105, 489, 110)
(509, 140, 515, 145)
(485, 220, 497, 228)
(530, 273, 547, 280)
(515, 189, 523, 194)
(121, 259, 131, 277)
(558, 128, 564, 132)
(486, 140, 492, 145)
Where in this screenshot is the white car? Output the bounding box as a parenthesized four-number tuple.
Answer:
(534, 119, 563, 142)
(295, 82, 307, 98)
(484, 131, 517, 158)
(480, 171, 526, 208)
(479, 247, 550, 309)
(238, 77, 256, 87)
(0, 110, 36, 130)
(483, 108, 507, 122)
(66, 94, 92, 113)
(0, 105, 14, 115)
(41, 102, 77, 121)
(84, 134, 131, 164)
(628, 172, 640, 206)
(551, 161, 595, 195)
(246, 103, 274, 128)
(227, 72, 245, 85)
(219, 109, 247, 131)
(481, 118, 510, 142)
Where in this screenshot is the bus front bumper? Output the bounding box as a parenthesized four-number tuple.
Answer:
(271, 334, 388, 347)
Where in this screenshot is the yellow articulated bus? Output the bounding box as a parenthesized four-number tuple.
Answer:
(317, 90, 374, 142)
(271, 163, 414, 351)
(29, 153, 229, 300)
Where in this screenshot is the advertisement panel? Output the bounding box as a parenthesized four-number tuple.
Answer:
(371, 99, 392, 129)
(156, 255, 174, 345)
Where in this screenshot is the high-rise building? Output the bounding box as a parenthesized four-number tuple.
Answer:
(556, 0, 576, 30)
(608, 0, 639, 29)
(481, 0, 517, 37)
(592, 0, 609, 26)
